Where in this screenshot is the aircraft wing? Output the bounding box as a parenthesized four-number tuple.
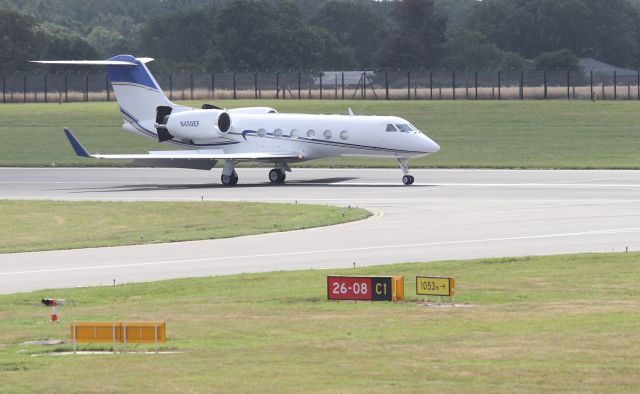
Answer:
(64, 128, 304, 163)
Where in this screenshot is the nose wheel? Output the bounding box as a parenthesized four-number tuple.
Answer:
(402, 175, 415, 185)
(398, 158, 415, 186)
(269, 168, 286, 184)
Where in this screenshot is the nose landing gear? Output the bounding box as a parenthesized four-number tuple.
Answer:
(398, 158, 414, 185)
(402, 174, 414, 185)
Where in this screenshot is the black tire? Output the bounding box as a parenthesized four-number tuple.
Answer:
(277, 172, 286, 183)
(269, 169, 280, 183)
(222, 170, 239, 186)
(408, 175, 415, 185)
(402, 175, 412, 185)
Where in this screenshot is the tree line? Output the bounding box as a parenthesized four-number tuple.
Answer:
(2, 0, 640, 73)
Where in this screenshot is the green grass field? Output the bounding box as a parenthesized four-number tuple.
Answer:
(0, 252, 638, 392)
(0, 200, 369, 253)
(2, 100, 640, 168)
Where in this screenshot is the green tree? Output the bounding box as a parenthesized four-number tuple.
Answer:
(216, 0, 353, 70)
(534, 49, 581, 71)
(138, 7, 220, 71)
(377, 0, 447, 69)
(441, 28, 523, 70)
(466, 0, 640, 67)
(313, 0, 388, 68)
(0, 9, 40, 71)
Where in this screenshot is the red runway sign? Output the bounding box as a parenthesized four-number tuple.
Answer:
(327, 276, 399, 301)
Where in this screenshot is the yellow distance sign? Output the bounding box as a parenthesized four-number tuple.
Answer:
(416, 276, 455, 296)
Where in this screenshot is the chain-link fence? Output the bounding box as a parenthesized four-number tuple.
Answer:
(2, 70, 639, 103)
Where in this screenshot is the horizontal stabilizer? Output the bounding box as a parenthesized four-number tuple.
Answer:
(63, 128, 90, 157)
(30, 58, 154, 66)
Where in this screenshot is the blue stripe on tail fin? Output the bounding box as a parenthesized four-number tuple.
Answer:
(107, 55, 158, 90)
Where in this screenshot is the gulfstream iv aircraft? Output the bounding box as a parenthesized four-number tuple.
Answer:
(34, 55, 440, 185)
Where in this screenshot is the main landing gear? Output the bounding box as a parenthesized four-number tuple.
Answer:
(221, 159, 239, 186)
(398, 158, 415, 185)
(269, 168, 286, 184)
(221, 170, 238, 186)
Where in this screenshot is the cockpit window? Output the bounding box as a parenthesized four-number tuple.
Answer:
(386, 124, 397, 132)
(396, 124, 413, 133)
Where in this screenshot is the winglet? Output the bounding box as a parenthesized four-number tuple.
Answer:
(63, 128, 91, 158)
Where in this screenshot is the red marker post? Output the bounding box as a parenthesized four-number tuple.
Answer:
(41, 298, 64, 322)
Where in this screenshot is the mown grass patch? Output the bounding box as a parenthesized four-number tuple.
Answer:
(0, 252, 639, 392)
(0, 200, 369, 253)
(2, 100, 640, 168)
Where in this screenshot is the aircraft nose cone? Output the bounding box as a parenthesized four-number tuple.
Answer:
(422, 134, 440, 153)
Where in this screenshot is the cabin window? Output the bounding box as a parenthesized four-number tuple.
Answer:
(257, 128, 267, 137)
(274, 129, 283, 138)
(307, 129, 316, 138)
(386, 124, 397, 132)
(340, 130, 349, 140)
(396, 124, 412, 133)
(290, 129, 299, 139)
(323, 129, 332, 139)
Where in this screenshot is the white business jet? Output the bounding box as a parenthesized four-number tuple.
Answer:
(34, 55, 440, 185)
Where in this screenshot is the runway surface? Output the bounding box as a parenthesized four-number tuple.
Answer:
(1, 167, 640, 294)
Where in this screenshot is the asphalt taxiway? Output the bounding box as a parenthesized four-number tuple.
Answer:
(1, 167, 639, 294)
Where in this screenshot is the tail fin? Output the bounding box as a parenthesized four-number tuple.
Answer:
(32, 54, 177, 124)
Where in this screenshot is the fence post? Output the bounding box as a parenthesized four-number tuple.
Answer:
(298, 72, 301, 99)
(341, 72, 344, 100)
(362, 72, 366, 100)
(498, 71, 501, 100)
(233, 72, 237, 99)
(64, 74, 68, 102)
(520, 70, 524, 99)
(2, 74, 4, 104)
(475, 71, 478, 100)
(275, 72, 278, 100)
(211, 73, 215, 100)
(169, 73, 173, 100)
(334, 74, 338, 100)
(637, 70, 639, 100)
(544, 71, 548, 99)
(320, 73, 323, 100)
(430, 71, 433, 100)
(190, 73, 194, 100)
(106, 74, 110, 101)
(44, 74, 47, 103)
(566, 70, 570, 100)
(85, 73, 89, 102)
(23, 74, 27, 103)
(590, 70, 593, 100)
(614, 70, 617, 100)
(452, 71, 456, 100)
(407, 71, 411, 100)
(385, 71, 389, 100)
(254, 72, 258, 100)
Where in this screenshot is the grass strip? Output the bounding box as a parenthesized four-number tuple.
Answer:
(0, 252, 639, 392)
(2, 100, 640, 168)
(0, 200, 369, 253)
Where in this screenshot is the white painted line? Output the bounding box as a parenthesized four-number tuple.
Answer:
(2, 226, 639, 276)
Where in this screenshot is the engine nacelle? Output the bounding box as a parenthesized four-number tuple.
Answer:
(164, 109, 231, 140)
